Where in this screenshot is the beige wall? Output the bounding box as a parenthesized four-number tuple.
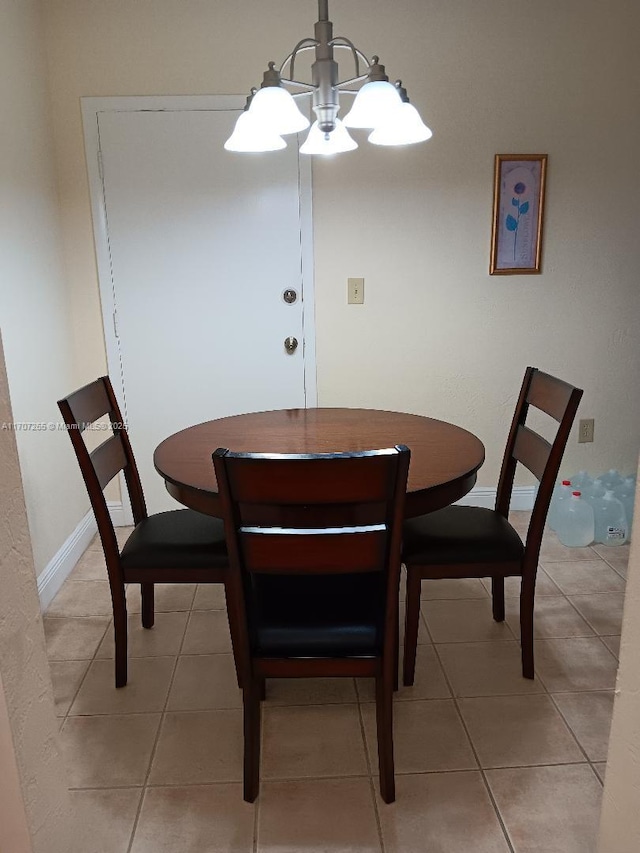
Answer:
(0, 332, 77, 853)
(43, 0, 640, 489)
(598, 473, 640, 851)
(0, 670, 32, 853)
(0, 0, 88, 577)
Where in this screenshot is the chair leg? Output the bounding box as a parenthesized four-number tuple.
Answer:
(141, 583, 155, 629)
(402, 568, 422, 687)
(112, 586, 128, 688)
(491, 576, 505, 622)
(243, 677, 261, 803)
(520, 580, 535, 679)
(224, 584, 244, 690)
(393, 609, 399, 692)
(375, 671, 395, 804)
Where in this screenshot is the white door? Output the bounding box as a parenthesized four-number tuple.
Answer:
(84, 97, 315, 515)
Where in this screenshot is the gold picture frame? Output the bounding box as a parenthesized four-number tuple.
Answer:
(490, 154, 547, 275)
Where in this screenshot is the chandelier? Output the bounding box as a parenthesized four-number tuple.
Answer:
(225, 0, 432, 156)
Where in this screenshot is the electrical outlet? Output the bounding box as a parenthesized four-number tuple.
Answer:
(578, 418, 595, 443)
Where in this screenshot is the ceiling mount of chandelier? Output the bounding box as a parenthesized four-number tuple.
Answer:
(224, 0, 432, 155)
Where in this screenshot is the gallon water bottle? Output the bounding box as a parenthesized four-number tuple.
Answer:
(601, 469, 624, 491)
(548, 480, 573, 531)
(584, 477, 605, 502)
(556, 491, 595, 547)
(592, 490, 628, 546)
(614, 476, 636, 539)
(569, 471, 592, 493)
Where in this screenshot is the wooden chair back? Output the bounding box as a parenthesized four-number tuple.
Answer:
(213, 446, 410, 669)
(495, 366, 583, 563)
(58, 376, 147, 570)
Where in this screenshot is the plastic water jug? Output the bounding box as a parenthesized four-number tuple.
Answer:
(555, 491, 595, 547)
(584, 477, 605, 502)
(548, 480, 572, 531)
(592, 490, 628, 546)
(601, 469, 624, 491)
(568, 471, 592, 492)
(614, 476, 636, 538)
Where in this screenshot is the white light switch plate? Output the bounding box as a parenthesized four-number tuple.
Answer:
(348, 277, 364, 304)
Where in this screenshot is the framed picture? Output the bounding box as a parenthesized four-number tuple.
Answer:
(490, 154, 547, 275)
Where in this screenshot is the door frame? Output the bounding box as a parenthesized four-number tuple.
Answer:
(82, 96, 317, 523)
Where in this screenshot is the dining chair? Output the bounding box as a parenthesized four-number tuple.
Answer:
(58, 376, 228, 688)
(213, 445, 410, 804)
(402, 367, 583, 683)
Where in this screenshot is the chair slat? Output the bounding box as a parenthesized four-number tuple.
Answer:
(64, 377, 112, 432)
(513, 425, 551, 482)
(236, 502, 388, 529)
(225, 452, 399, 505)
(90, 434, 128, 490)
(239, 527, 388, 574)
(527, 370, 576, 422)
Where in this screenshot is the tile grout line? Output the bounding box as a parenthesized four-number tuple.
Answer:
(64, 759, 600, 793)
(542, 554, 619, 777)
(124, 584, 196, 853)
(56, 615, 113, 729)
(427, 561, 614, 796)
(545, 691, 608, 783)
(429, 637, 516, 853)
(47, 538, 113, 727)
(252, 781, 260, 853)
(355, 680, 386, 853)
(556, 594, 623, 661)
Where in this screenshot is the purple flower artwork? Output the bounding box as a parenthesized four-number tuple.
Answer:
(491, 155, 547, 274)
(505, 181, 531, 262)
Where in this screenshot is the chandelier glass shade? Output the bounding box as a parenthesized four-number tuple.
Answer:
(342, 80, 402, 129)
(225, 0, 432, 156)
(248, 85, 311, 135)
(368, 86, 433, 147)
(369, 103, 433, 146)
(300, 119, 357, 155)
(224, 110, 287, 152)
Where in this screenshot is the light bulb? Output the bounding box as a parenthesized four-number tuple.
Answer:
(300, 120, 358, 156)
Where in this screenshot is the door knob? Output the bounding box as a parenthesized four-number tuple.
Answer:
(284, 336, 298, 354)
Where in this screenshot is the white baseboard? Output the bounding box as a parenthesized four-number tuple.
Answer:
(37, 502, 125, 611)
(107, 499, 129, 528)
(456, 485, 536, 511)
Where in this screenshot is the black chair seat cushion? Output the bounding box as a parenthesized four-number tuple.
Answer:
(402, 506, 525, 566)
(251, 572, 385, 657)
(120, 509, 228, 570)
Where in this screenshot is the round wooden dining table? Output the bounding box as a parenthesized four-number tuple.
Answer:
(154, 408, 485, 519)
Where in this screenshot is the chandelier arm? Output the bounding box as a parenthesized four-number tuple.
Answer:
(279, 39, 319, 80)
(328, 38, 371, 78)
(280, 78, 316, 93)
(335, 74, 369, 89)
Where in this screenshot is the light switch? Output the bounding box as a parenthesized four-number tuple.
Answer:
(348, 277, 364, 304)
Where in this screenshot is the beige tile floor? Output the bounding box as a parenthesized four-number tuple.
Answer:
(44, 513, 627, 853)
